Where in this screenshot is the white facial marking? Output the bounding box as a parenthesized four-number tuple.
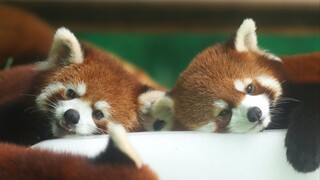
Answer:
(108, 122, 143, 168)
(234, 78, 252, 93)
(228, 94, 270, 133)
(94, 101, 111, 119)
(195, 122, 217, 133)
(36, 82, 65, 111)
(54, 99, 97, 136)
(213, 99, 228, 109)
(256, 76, 282, 99)
(66, 82, 86, 96)
(36, 82, 88, 112)
(234, 79, 245, 92)
(139, 90, 166, 114)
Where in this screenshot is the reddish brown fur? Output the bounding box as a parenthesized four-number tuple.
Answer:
(281, 52, 320, 84)
(37, 45, 149, 132)
(0, 143, 157, 180)
(0, 4, 54, 67)
(0, 64, 40, 106)
(172, 43, 283, 131)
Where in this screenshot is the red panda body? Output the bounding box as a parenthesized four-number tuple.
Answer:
(281, 52, 320, 84)
(0, 123, 158, 180)
(149, 19, 319, 172)
(169, 19, 319, 173)
(0, 4, 54, 67)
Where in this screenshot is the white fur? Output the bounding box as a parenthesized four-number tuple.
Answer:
(148, 95, 175, 131)
(36, 82, 104, 136)
(139, 90, 166, 114)
(36, 82, 65, 111)
(228, 94, 270, 133)
(36, 82, 88, 111)
(54, 99, 98, 136)
(108, 122, 142, 168)
(256, 76, 282, 99)
(213, 99, 228, 109)
(195, 122, 217, 133)
(66, 82, 87, 97)
(235, 19, 281, 62)
(37, 27, 84, 71)
(234, 78, 253, 93)
(234, 79, 246, 92)
(94, 101, 111, 119)
(260, 52, 282, 62)
(235, 18, 258, 52)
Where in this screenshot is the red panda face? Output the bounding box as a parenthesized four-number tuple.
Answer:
(172, 19, 284, 133)
(35, 28, 145, 137)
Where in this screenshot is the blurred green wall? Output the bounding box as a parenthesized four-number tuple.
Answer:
(77, 32, 319, 88)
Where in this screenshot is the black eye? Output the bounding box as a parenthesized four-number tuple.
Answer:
(245, 84, 255, 94)
(219, 109, 232, 118)
(93, 110, 104, 120)
(66, 89, 77, 99)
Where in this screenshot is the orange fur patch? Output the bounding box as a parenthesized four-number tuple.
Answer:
(0, 143, 157, 179)
(281, 52, 320, 84)
(0, 4, 53, 67)
(0, 64, 40, 106)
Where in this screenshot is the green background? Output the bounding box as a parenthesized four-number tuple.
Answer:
(77, 32, 320, 88)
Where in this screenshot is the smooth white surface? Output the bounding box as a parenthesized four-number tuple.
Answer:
(33, 130, 319, 180)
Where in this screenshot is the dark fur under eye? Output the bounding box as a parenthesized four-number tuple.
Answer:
(66, 89, 77, 99)
(93, 110, 104, 120)
(245, 84, 255, 95)
(219, 109, 232, 118)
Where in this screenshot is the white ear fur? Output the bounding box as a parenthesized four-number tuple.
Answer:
(37, 27, 84, 70)
(234, 19, 282, 62)
(108, 122, 143, 168)
(235, 18, 258, 52)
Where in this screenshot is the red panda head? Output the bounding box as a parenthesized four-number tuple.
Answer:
(35, 28, 162, 137)
(154, 19, 284, 133)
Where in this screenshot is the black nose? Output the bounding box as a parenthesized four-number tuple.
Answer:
(64, 109, 80, 124)
(247, 107, 262, 122)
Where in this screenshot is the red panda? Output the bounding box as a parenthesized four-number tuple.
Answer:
(150, 19, 319, 172)
(0, 4, 54, 67)
(0, 123, 158, 179)
(0, 27, 165, 145)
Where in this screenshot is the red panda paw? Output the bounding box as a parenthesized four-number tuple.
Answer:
(285, 104, 320, 173)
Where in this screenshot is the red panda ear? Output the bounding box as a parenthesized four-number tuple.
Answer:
(234, 18, 258, 52)
(37, 27, 84, 70)
(234, 18, 281, 61)
(93, 122, 142, 168)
